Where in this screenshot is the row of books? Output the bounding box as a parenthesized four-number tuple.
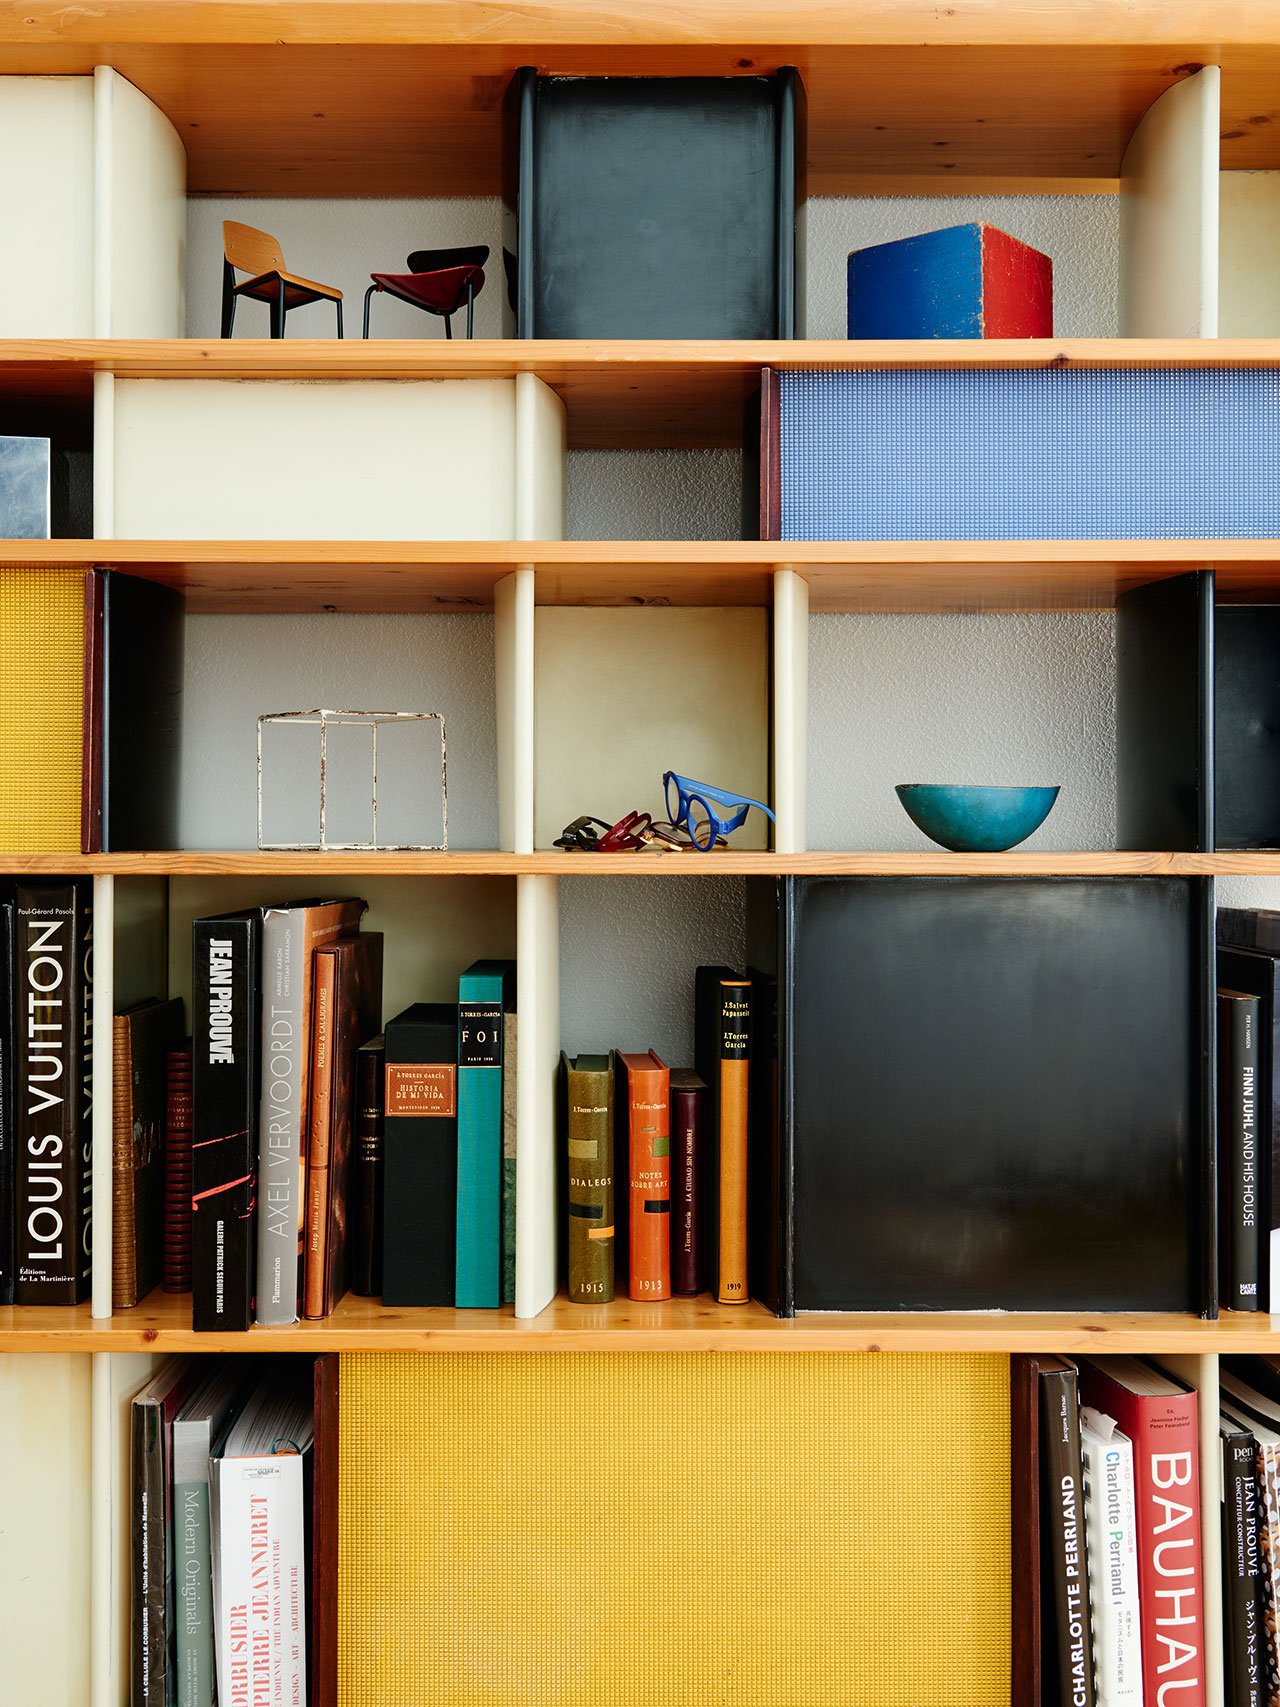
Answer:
(189, 897, 517, 1325)
(130, 1356, 319, 1707)
(1218, 906, 1280, 1312)
(1030, 1353, 1204, 1706)
(563, 963, 774, 1304)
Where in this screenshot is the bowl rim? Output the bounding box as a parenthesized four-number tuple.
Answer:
(894, 782, 1061, 795)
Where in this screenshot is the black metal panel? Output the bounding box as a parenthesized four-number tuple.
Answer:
(1116, 571, 1213, 851)
(103, 572, 184, 851)
(1216, 606, 1280, 848)
(515, 73, 802, 339)
(787, 876, 1207, 1313)
(745, 877, 793, 1315)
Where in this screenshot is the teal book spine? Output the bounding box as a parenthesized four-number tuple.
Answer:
(456, 962, 515, 1308)
(175, 1480, 214, 1707)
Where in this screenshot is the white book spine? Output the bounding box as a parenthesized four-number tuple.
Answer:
(214, 1455, 307, 1707)
(1080, 1410, 1144, 1707)
(255, 909, 300, 1324)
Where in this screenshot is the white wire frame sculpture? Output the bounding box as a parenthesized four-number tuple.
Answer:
(257, 709, 448, 851)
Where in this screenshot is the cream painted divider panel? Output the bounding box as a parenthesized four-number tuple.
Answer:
(0, 79, 94, 336)
(533, 608, 770, 851)
(112, 380, 521, 539)
(773, 569, 808, 855)
(1220, 172, 1280, 336)
(0, 1355, 91, 1704)
(515, 873, 558, 1319)
(95, 69, 186, 339)
(1119, 66, 1220, 337)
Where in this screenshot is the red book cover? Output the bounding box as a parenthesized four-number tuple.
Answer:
(1078, 1356, 1205, 1707)
(618, 1050, 670, 1301)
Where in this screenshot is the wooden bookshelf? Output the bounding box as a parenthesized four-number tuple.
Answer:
(3, 2, 1280, 195)
(3, 1287, 1274, 1354)
(10, 535, 1280, 612)
(5, 851, 1280, 878)
(6, 337, 1280, 448)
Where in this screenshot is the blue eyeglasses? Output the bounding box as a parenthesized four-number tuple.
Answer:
(663, 772, 775, 852)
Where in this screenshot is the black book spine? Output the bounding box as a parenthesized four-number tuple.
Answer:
(351, 1036, 385, 1297)
(14, 882, 89, 1304)
(1223, 1425, 1266, 1707)
(382, 1007, 457, 1306)
(1039, 1363, 1096, 1707)
(0, 899, 13, 1304)
(1221, 991, 1263, 1310)
(191, 913, 261, 1331)
(132, 1395, 166, 1707)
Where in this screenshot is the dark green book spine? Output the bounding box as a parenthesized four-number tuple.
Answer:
(563, 1054, 614, 1303)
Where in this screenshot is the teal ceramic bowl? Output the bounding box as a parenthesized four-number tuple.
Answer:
(894, 783, 1060, 852)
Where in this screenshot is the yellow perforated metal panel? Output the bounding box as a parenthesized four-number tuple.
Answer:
(338, 1351, 1010, 1707)
(0, 568, 83, 852)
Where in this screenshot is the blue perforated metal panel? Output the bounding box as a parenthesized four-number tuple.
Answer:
(778, 368, 1280, 539)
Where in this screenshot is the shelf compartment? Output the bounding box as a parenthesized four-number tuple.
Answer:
(2, 1287, 1271, 1353)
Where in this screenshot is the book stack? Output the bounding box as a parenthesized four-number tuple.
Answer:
(1019, 1353, 1205, 1706)
(189, 894, 518, 1323)
(131, 1355, 325, 1707)
(559, 961, 775, 1307)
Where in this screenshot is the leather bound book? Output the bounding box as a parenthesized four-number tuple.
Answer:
(112, 997, 184, 1309)
(256, 897, 366, 1326)
(303, 933, 383, 1320)
(191, 908, 261, 1332)
(561, 1052, 614, 1304)
(14, 881, 92, 1304)
(669, 1069, 705, 1295)
(163, 1042, 194, 1293)
(350, 1036, 384, 1297)
(617, 1050, 670, 1301)
(382, 1003, 458, 1307)
(694, 966, 752, 1304)
(1079, 1357, 1205, 1707)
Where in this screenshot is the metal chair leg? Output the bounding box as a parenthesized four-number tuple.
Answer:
(363, 284, 377, 339)
(221, 260, 236, 339)
(444, 313, 453, 340)
(336, 297, 343, 340)
(466, 282, 474, 339)
(269, 280, 285, 339)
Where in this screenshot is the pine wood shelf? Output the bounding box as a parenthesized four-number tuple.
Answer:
(7, 338, 1280, 449)
(2, 1288, 1276, 1354)
(8, 537, 1280, 613)
(2, 4, 1280, 195)
(5, 851, 1280, 877)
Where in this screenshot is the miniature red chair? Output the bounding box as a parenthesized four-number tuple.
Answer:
(363, 246, 489, 339)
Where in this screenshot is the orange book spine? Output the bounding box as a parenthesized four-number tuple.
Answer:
(622, 1051, 670, 1301)
(718, 996, 750, 1304)
(303, 953, 336, 1319)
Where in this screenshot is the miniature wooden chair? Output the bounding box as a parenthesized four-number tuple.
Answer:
(363, 246, 488, 339)
(221, 221, 344, 338)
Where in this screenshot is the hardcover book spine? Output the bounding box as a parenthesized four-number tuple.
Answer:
(350, 1039, 383, 1298)
(14, 882, 89, 1304)
(133, 1397, 167, 1707)
(627, 1063, 670, 1301)
(382, 1010, 458, 1307)
(717, 982, 750, 1303)
(565, 1059, 613, 1304)
(1255, 1441, 1280, 1704)
(670, 1080, 704, 1296)
(1080, 1416, 1142, 1705)
(174, 1475, 214, 1707)
(1039, 1364, 1096, 1707)
(215, 1456, 307, 1707)
(1221, 991, 1263, 1309)
(112, 1014, 138, 1308)
(0, 901, 12, 1304)
(163, 1043, 193, 1293)
(192, 915, 259, 1333)
(257, 909, 303, 1325)
(501, 1013, 517, 1306)
(1223, 1428, 1265, 1707)
(303, 952, 337, 1320)
(456, 982, 504, 1308)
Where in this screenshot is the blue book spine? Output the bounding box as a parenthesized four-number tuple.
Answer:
(456, 965, 512, 1307)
